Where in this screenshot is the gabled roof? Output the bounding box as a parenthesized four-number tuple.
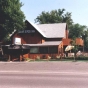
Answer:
(26, 20, 67, 38)
(10, 20, 67, 38)
(29, 21, 46, 37)
(37, 23, 67, 38)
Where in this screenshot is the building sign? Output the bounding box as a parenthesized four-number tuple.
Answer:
(14, 38, 21, 44)
(18, 30, 35, 33)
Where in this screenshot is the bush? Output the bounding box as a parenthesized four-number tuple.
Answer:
(76, 56, 88, 60)
(36, 55, 40, 60)
(0, 57, 8, 61)
(25, 58, 30, 62)
(64, 56, 88, 61)
(64, 57, 74, 60)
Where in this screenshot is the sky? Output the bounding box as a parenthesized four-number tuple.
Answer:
(20, 0, 88, 26)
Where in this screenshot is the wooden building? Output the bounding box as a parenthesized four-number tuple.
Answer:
(3, 20, 84, 61)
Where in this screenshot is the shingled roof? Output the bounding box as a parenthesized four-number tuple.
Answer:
(27, 20, 67, 38)
(37, 23, 66, 38)
(10, 20, 67, 38)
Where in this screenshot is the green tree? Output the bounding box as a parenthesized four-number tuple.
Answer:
(69, 23, 88, 52)
(70, 38, 79, 61)
(69, 23, 87, 39)
(0, 0, 25, 41)
(35, 9, 73, 27)
(82, 29, 88, 51)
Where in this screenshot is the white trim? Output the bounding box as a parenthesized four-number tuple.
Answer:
(28, 21, 46, 37)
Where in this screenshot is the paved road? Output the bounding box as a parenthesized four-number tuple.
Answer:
(0, 61, 88, 88)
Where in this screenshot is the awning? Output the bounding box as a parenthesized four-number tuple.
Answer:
(24, 41, 62, 46)
(2, 44, 30, 49)
(65, 45, 74, 51)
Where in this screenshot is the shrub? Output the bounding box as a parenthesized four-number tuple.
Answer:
(76, 56, 88, 60)
(25, 58, 30, 62)
(47, 56, 51, 59)
(36, 55, 40, 60)
(56, 55, 60, 59)
(64, 56, 88, 61)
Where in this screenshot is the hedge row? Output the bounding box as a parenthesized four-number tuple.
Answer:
(64, 56, 88, 60)
(1, 56, 88, 61)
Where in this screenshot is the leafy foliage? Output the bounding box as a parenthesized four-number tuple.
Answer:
(0, 0, 25, 41)
(82, 29, 88, 50)
(69, 23, 88, 51)
(35, 8, 88, 51)
(69, 24, 87, 38)
(35, 9, 73, 27)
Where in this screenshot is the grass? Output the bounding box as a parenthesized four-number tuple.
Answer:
(28, 56, 88, 62)
(28, 58, 74, 62)
(1, 57, 88, 62)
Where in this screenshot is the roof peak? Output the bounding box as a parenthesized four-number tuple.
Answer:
(26, 20, 67, 38)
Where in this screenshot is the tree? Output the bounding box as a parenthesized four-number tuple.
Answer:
(82, 29, 88, 51)
(0, 0, 25, 41)
(35, 8, 88, 51)
(69, 23, 88, 52)
(70, 38, 79, 61)
(69, 23, 87, 39)
(35, 9, 73, 27)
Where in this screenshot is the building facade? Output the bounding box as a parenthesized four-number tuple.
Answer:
(9, 20, 83, 61)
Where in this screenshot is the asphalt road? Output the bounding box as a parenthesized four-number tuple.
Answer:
(0, 61, 88, 88)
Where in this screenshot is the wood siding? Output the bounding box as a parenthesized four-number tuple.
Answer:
(76, 38, 83, 46)
(19, 31, 42, 44)
(62, 38, 71, 45)
(10, 22, 83, 61)
(62, 38, 83, 46)
(12, 31, 43, 44)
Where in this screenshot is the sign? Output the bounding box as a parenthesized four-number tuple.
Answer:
(18, 30, 35, 33)
(68, 53, 74, 57)
(14, 38, 21, 44)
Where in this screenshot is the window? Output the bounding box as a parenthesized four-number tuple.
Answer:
(30, 47, 39, 53)
(39, 47, 48, 54)
(30, 46, 58, 54)
(49, 46, 58, 53)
